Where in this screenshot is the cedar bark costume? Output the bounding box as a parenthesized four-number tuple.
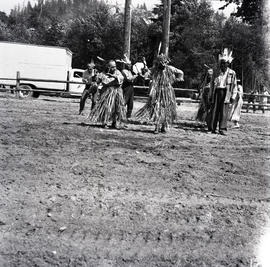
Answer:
(135, 55, 183, 133)
(196, 68, 213, 130)
(88, 63, 125, 127)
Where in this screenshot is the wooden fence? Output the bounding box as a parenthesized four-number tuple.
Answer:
(0, 72, 269, 109)
(0, 71, 198, 97)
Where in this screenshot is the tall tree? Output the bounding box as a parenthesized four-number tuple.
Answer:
(219, 0, 262, 24)
(220, 0, 268, 89)
(149, 0, 226, 87)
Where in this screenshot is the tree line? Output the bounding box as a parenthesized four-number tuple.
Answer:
(0, 0, 268, 91)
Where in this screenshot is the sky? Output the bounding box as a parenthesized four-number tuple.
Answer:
(0, 0, 237, 16)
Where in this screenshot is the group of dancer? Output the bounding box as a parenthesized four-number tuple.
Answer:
(79, 48, 244, 135)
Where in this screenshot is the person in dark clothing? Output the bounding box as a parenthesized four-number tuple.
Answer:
(209, 48, 237, 135)
(79, 62, 98, 114)
(121, 58, 137, 119)
(196, 68, 214, 131)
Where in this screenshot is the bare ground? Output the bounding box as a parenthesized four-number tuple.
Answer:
(0, 93, 269, 267)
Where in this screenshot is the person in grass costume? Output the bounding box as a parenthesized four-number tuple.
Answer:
(88, 60, 125, 129)
(135, 54, 184, 134)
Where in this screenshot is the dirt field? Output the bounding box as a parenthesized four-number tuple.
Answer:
(0, 93, 269, 267)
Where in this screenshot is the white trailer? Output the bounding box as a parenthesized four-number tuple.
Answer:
(0, 41, 85, 97)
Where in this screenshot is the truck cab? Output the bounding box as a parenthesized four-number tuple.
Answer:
(68, 68, 85, 96)
(17, 69, 85, 98)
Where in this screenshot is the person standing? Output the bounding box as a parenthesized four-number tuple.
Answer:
(135, 54, 184, 134)
(121, 57, 137, 119)
(196, 68, 214, 131)
(209, 48, 237, 135)
(229, 79, 244, 128)
(89, 60, 125, 129)
(133, 57, 150, 86)
(79, 62, 98, 114)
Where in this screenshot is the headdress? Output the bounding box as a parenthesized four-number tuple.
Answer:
(156, 54, 170, 65)
(96, 56, 105, 62)
(116, 53, 131, 65)
(87, 58, 95, 67)
(218, 48, 233, 63)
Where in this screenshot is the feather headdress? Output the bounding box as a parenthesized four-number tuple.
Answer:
(218, 48, 233, 63)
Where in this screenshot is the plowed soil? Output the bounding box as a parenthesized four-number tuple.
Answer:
(0, 93, 269, 267)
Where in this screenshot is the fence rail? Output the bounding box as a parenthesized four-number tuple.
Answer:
(0, 87, 70, 95)
(0, 72, 269, 109)
(0, 72, 198, 95)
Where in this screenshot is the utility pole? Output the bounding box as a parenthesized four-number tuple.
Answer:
(123, 0, 132, 59)
(161, 0, 171, 56)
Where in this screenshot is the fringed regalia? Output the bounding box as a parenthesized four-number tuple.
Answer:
(196, 69, 213, 123)
(135, 65, 177, 126)
(196, 85, 212, 123)
(88, 70, 125, 125)
(229, 84, 243, 122)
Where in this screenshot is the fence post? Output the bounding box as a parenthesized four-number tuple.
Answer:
(66, 70, 70, 92)
(16, 71, 20, 97)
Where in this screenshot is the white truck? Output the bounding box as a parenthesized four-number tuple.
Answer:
(0, 41, 85, 98)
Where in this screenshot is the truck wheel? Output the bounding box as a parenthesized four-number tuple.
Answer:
(32, 91, 40, 98)
(18, 85, 34, 99)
